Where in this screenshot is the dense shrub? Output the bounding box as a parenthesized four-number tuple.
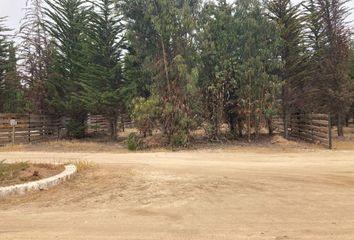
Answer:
(132, 96, 161, 137)
(127, 133, 139, 151)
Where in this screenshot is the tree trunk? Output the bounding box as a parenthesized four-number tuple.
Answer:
(109, 117, 118, 141)
(283, 110, 289, 139)
(213, 103, 219, 140)
(247, 112, 251, 143)
(228, 113, 237, 138)
(267, 117, 273, 136)
(237, 118, 243, 138)
(337, 114, 344, 137)
(121, 116, 125, 132)
(255, 115, 260, 140)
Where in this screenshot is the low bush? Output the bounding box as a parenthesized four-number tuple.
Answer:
(127, 133, 139, 151)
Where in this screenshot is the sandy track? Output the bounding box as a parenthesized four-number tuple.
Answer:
(1, 149, 354, 239)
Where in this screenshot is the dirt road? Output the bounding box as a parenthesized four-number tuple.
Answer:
(1, 149, 354, 239)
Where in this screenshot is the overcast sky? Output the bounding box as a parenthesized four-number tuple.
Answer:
(1, 0, 353, 34)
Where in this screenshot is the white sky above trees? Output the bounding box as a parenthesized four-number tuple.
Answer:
(0, 0, 353, 36)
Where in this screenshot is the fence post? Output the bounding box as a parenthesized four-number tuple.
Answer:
(284, 112, 289, 139)
(42, 115, 45, 140)
(310, 114, 314, 142)
(11, 125, 15, 145)
(9, 117, 17, 145)
(28, 114, 31, 143)
(57, 117, 60, 140)
(328, 114, 332, 149)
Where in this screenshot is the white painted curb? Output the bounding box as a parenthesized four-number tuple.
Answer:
(0, 164, 77, 198)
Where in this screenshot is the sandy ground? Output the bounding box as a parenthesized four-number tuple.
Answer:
(1, 148, 354, 240)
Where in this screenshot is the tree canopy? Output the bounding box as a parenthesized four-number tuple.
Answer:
(0, 0, 352, 143)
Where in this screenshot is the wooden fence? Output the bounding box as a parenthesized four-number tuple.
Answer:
(273, 113, 332, 149)
(348, 118, 354, 126)
(0, 113, 135, 146)
(0, 114, 63, 145)
(86, 115, 134, 134)
(87, 115, 110, 134)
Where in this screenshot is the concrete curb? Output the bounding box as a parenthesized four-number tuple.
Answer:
(0, 164, 77, 198)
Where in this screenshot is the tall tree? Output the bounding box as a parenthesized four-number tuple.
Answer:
(44, 0, 91, 138)
(123, 0, 200, 146)
(234, 0, 281, 141)
(197, 0, 236, 139)
(0, 18, 25, 113)
(0, 17, 10, 111)
(267, 0, 307, 138)
(84, 0, 125, 140)
(19, 0, 50, 114)
(348, 42, 354, 124)
(2, 43, 26, 113)
(304, 0, 352, 136)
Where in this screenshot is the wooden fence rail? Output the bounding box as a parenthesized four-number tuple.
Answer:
(273, 113, 332, 149)
(87, 115, 134, 134)
(0, 114, 63, 146)
(0, 113, 134, 146)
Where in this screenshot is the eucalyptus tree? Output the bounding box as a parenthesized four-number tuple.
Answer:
(123, 0, 201, 146)
(234, 0, 281, 141)
(147, 0, 201, 146)
(197, 0, 238, 139)
(44, 0, 91, 138)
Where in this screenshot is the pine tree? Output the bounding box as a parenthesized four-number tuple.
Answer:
(2, 43, 26, 113)
(0, 18, 25, 113)
(121, 0, 157, 114)
(84, 0, 125, 140)
(266, 0, 307, 138)
(19, 0, 50, 114)
(304, 0, 352, 136)
(0, 17, 10, 111)
(44, 0, 91, 138)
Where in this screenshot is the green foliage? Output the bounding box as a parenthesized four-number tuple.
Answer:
(198, 0, 281, 140)
(82, 0, 125, 140)
(123, 0, 200, 145)
(65, 104, 88, 139)
(127, 133, 139, 151)
(44, 0, 91, 138)
(169, 115, 193, 147)
(132, 96, 161, 137)
(0, 0, 352, 145)
(66, 121, 87, 139)
(267, 0, 306, 114)
(0, 24, 26, 113)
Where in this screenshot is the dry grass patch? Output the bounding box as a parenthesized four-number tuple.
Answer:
(68, 160, 97, 172)
(0, 160, 64, 187)
(0, 139, 129, 153)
